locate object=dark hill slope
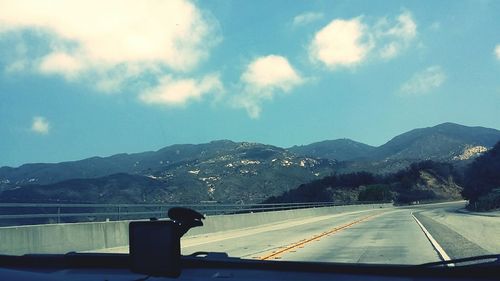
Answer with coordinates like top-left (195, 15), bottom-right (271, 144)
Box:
top-left (288, 139), bottom-right (375, 161)
top-left (290, 123), bottom-right (500, 163)
top-left (0, 142), bottom-right (337, 204)
top-left (0, 140), bottom-right (241, 186)
top-left (291, 123), bottom-right (500, 174)
top-left (462, 141), bottom-right (500, 210)
top-left (264, 161), bottom-right (463, 205)
top-left (374, 123), bottom-right (500, 161)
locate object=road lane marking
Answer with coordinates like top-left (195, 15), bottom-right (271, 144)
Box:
top-left (182, 208), bottom-right (383, 248)
top-left (258, 212), bottom-right (384, 260)
top-left (411, 212), bottom-right (453, 266)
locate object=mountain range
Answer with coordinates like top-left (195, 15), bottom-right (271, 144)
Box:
top-left (0, 141), bottom-right (336, 203)
top-left (290, 122), bottom-right (499, 161)
top-left (1, 122), bottom-right (499, 204)
top-left (290, 122), bottom-right (500, 174)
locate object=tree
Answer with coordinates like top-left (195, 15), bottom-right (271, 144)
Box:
top-left (358, 184), bottom-right (392, 202)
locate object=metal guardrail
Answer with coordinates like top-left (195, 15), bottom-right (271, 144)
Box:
top-left (0, 201), bottom-right (377, 227)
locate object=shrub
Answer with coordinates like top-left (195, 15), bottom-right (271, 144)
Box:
top-left (358, 184), bottom-right (393, 202)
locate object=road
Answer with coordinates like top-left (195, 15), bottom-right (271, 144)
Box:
top-left (182, 208), bottom-right (441, 264)
top-left (104, 201), bottom-right (499, 265)
top-left (411, 201), bottom-right (500, 258)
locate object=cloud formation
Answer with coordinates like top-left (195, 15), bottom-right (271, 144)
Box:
top-left (375, 11), bottom-right (417, 59)
top-left (235, 55), bottom-right (303, 118)
top-left (38, 52), bottom-right (84, 80)
top-left (31, 116), bottom-right (50, 134)
top-left (495, 44), bottom-right (500, 60)
top-left (293, 12), bottom-right (324, 26)
top-left (3, 42), bottom-right (29, 73)
top-left (309, 17), bottom-right (372, 69)
top-left (309, 11), bottom-right (417, 69)
top-left (0, 0), bottom-right (220, 92)
top-left (139, 74), bottom-right (223, 106)
top-left (399, 66), bottom-right (446, 96)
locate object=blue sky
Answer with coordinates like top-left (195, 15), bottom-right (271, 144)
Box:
top-left (0, 0), bottom-right (499, 167)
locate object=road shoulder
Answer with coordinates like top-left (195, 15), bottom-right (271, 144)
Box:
top-left (412, 213), bottom-right (490, 259)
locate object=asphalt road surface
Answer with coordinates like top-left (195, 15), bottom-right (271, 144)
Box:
top-left (104, 201), bottom-right (499, 265)
top-left (182, 208), bottom-right (441, 264)
top-left (411, 201), bottom-right (499, 259)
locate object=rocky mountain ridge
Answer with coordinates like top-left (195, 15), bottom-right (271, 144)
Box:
top-left (1, 122), bottom-right (498, 204)
top-left (0, 141), bottom-right (336, 203)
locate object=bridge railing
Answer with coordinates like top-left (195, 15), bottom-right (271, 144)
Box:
top-left (0, 201), bottom-right (385, 227)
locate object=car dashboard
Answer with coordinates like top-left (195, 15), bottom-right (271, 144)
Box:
top-left (0, 253), bottom-right (497, 281)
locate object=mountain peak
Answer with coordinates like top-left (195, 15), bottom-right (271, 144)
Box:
top-left (288, 138), bottom-right (375, 161)
top-left (433, 122), bottom-right (462, 128)
top-left (375, 122), bottom-right (500, 161)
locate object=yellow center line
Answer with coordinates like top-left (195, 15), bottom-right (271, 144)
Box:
top-left (258, 212), bottom-right (384, 260)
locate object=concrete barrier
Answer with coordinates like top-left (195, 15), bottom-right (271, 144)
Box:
top-left (0, 220), bottom-right (129, 255)
top-left (0, 203), bottom-right (392, 255)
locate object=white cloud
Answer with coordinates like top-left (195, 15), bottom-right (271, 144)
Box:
top-left (495, 44), bottom-right (500, 60)
top-left (293, 12), bottom-right (324, 26)
top-left (38, 52), bottom-right (84, 80)
top-left (380, 11), bottom-right (417, 41)
top-left (379, 42), bottom-right (398, 59)
top-left (400, 66), bottom-right (446, 96)
top-left (0, 0), bottom-right (220, 92)
top-left (235, 55), bottom-right (303, 118)
top-left (242, 55), bottom-right (302, 92)
top-left (139, 74), bottom-right (223, 106)
top-left (309, 11), bottom-right (417, 68)
top-left (375, 11), bottom-right (417, 60)
top-left (309, 17), bottom-right (372, 69)
top-left (31, 116), bottom-right (50, 134)
top-left (3, 42), bottom-right (29, 73)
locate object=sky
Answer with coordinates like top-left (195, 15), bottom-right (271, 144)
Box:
top-left (0, 0), bottom-right (499, 167)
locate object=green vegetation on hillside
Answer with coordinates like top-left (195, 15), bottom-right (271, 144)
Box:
top-left (264, 161), bottom-right (463, 205)
top-left (462, 141), bottom-right (500, 211)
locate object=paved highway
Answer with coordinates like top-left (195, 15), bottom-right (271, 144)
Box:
top-left (182, 208), bottom-right (441, 264)
top-left (411, 201), bottom-right (500, 258)
top-left (104, 201), bottom-right (499, 265)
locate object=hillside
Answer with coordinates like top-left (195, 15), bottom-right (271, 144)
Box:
top-left (0, 142), bottom-right (336, 204)
top-left (1, 122), bottom-right (498, 204)
top-left (373, 123), bottom-right (500, 161)
top-left (288, 139), bottom-right (375, 161)
top-left (462, 141), bottom-right (500, 211)
top-left (291, 123), bottom-right (500, 174)
top-left (264, 161), bottom-right (463, 205)
top-left (0, 140), bottom-right (240, 187)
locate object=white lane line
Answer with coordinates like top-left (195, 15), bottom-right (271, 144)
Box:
top-left (411, 212), bottom-right (453, 267)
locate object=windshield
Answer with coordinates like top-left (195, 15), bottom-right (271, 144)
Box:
top-left (0, 0), bottom-right (499, 266)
